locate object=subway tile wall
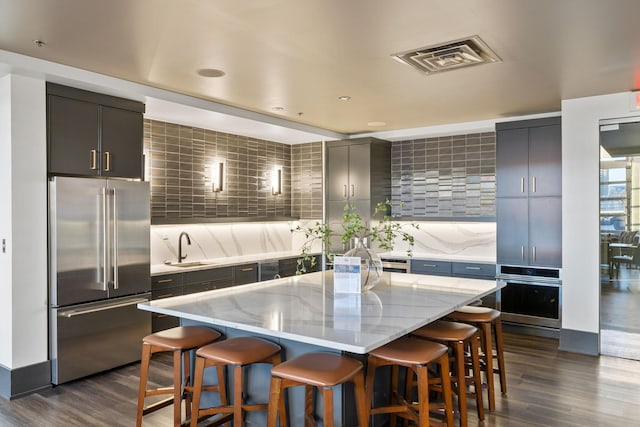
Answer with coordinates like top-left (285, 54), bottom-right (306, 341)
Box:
top-left (391, 132), bottom-right (496, 218)
top-left (144, 120), bottom-right (495, 221)
top-left (291, 142), bottom-right (323, 219)
top-left (144, 119), bottom-right (292, 220)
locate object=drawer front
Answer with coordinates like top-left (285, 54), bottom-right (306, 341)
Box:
top-left (151, 288), bottom-right (183, 300)
top-left (183, 267), bottom-right (233, 285)
top-left (410, 259), bottom-right (452, 276)
top-left (452, 262), bottom-right (496, 278)
top-left (152, 312), bottom-right (180, 332)
top-left (234, 263), bottom-right (258, 285)
top-left (151, 273), bottom-right (183, 291)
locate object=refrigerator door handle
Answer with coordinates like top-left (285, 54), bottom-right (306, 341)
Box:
top-left (57, 297), bottom-right (150, 318)
top-left (102, 187), bottom-right (109, 291)
top-left (112, 187), bottom-right (119, 289)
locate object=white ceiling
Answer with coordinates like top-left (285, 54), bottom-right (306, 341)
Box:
top-left (1, 0), bottom-right (639, 141)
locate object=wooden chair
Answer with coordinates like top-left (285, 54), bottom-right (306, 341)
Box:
top-left (136, 326), bottom-right (222, 427)
top-left (366, 336), bottom-right (454, 427)
top-left (447, 306), bottom-right (507, 411)
top-left (189, 336), bottom-right (283, 427)
top-left (266, 352), bottom-right (368, 427)
top-left (412, 321), bottom-right (484, 427)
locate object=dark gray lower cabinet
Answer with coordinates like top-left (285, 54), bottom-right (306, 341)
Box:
top-left (234, 263), bottom-right (258, 285)
top-left (410, 259), bottom-right (452, 276)
top-left (151, 274), bottom-right (183, 332)
top-left (151, 267), bottom-right (234, 332)
top-left (411, 259), bottom-right (495, 279)
top-left (279, 256), bottom-right (321, 277)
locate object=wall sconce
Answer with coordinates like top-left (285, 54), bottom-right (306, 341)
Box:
top-left (205, 161), bottom-right (225, 192)
top-left (272, 167), bottom-right (282, 195)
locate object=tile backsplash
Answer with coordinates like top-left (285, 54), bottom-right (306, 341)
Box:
top-left (144, 119), bottom-right (292, 220)
top-left (391, 132), bottom-right (496, 218)
top-left (145, 119), bottom-right (496, 222)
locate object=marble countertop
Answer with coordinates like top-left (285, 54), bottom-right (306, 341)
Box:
top-left (378, 251), bottom-right (496, 263)
top-left (138, 271), bottom-right (502, 354)
top-left (151, 251), bottom-right (314, 275)
top-left (152, 251), bottom-right (495, 276)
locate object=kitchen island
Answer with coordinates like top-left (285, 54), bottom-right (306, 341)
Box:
top-left (138, 271), bottom-right (502, 426)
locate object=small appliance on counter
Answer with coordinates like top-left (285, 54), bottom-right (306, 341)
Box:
top-left (49, 176), bottom-right (151, 384)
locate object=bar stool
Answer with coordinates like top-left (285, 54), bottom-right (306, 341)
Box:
top-left (136, 326), bottom-right (222, 427)
top-left (366, 336), bottom-right (454, 427)
top-left (266, 352), bottom-right (368, 427)
top-left (412, 321), bottom-right (484, 427)
top-left (447, 306), bottom-right (507, 411)
top-left (189, 336), bottom-right (283, 427)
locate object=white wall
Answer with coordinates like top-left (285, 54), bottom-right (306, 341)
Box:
top-left (562, 92), bottom-right (640, 335)
top-left (0, 74), bottom-right (48, 369)
top-left (0, 75), bottom-right (12, 368)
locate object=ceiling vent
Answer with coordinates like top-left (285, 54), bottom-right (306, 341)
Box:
top-left (392, 35), bottom-right (501, 75)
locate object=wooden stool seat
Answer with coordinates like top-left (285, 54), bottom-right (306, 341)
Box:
top-left (367, 336), bottom-right (455, 427)
top-left (143, 326), bottom-right (222, 350)
top-left (449, 306), bottom-right (500, 323)
top-left (267, 352), bottom-right (368, 427)
top-left (448, 306), bottom-right (507, 412)
top-left (196, 336), bottom-right (282, 365)
top-left (413, 321), bottom-right (484, 427)
top-left (136, 326), bottom-right (222, 427)
top-left (190, 336), bottom-right (283, 427)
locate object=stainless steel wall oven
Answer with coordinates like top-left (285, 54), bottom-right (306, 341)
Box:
top-left (496, 265), bottom-right (562, 329)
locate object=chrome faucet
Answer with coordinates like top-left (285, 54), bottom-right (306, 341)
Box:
top-left (178, 232), bottom-right (191, 263)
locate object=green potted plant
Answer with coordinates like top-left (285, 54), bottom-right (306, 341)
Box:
top-left (292, 200), bottom-right (418, 291)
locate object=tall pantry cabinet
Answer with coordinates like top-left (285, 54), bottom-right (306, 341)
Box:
top-left (325, 137), bottom-right (391, 252)
top-left (496, 117), bottom-right (562, 268)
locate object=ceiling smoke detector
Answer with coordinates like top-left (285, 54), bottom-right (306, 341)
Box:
top-left (392, 35), bottom-right (500, 75)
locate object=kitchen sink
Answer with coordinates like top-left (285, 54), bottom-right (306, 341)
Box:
top-left (164, 261), bottom-right (214, 268)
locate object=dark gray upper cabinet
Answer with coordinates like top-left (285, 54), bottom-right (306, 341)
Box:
top-left (496, 118), bottom-right (561, 197)
top-left (496, 117), bottom-right (562, 268)
top-left (47, 83), bottom-right (145, 179)
top-left (325, 138), bottom-right (391, 252)
top-left (325, 138), bottom-right (390, 208)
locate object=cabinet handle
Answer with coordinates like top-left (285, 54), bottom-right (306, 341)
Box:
top-left (90, 149), bottom-right (97, 170)
top-left (521, 245), bottom-right (525, 260)
top-left (351, 184), bottom-right (355, 197)
top-left (343, 185), bottom-right (347, 198)
top-left (104, 151), bottom-right (111, 172)
top-left (532, 176), bottom-right (537, 193)
top-left (155, 293), bottom-right (175, 299)
top-left (465, 266), bottom-right (481, 270)
top-left (532, 246), bottom-right (536, 261)
top-left (423, 263), bottom-right (437, 267)
top-left (520, 177), bottom-right (525, 193)
top-left (240, 267), bottom-right (254, 272)
top-left (156, 278), bottom-right (173, 284)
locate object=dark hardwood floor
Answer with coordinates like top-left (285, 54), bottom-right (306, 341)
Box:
top-left (2, 332), bottom-right (640, 426)
top-left (601, 263), bottom-right (640, 359)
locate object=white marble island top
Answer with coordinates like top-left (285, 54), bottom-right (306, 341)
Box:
top-left (138, 271), bottom-right (502, 354)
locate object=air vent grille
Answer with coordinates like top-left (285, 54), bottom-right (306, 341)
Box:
top-left (392, 35), bottom-right (501, 75)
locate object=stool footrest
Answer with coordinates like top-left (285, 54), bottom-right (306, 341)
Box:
top-left (142, 396), bottom-right (174, 416)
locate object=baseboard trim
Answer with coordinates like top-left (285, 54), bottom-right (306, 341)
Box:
top-left (0, 360), bottom-right (51, 400)
top-left (559, 328), bottom-right (599, 356)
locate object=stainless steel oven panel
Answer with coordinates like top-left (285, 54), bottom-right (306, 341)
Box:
top-left (498, 279), bottom-right (562, 329)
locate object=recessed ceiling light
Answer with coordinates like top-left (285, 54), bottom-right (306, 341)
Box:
top-left (272, 106), bottom-right (284, 111)
top-left (367, 121), bottom-right (387, 127)
top-left (196, 68), bottom-right (226, 78)
top-left (33, 39), bottom-right (46, 47)
top-left (338, 96), bottom-right (351, 101)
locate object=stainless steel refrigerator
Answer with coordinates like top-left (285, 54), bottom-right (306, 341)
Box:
top-left (49, 176), bottom-right (151, 384)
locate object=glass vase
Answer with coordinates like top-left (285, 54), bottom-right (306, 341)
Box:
top-left (344, 240), bottom-right (383, 292)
